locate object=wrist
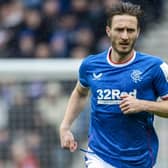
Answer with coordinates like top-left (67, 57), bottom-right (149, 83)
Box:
top-left (140, 100), bottom-right (154, 112)
top-left (141, 100), bottom-right (148, 111)
top-left (60, 122), bottom-right (71, 131)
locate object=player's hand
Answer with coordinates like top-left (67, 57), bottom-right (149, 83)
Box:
top-left (59, 127), bottom-right (78, 152)
top-left (120, 94), bottom-right (145, 114)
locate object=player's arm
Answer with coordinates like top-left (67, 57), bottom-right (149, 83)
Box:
top-left (59, 81), bottom-right (89, 152)
top-left (120, 95), bottom-right (168, 118)
top-left (143, 99), bottom-right (168, 118)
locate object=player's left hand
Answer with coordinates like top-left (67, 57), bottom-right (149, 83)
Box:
top-left (120, 94), bottom-right (145, 114)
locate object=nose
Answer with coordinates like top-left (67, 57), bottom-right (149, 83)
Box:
top-left (121, 30), bottom-right (128, 40)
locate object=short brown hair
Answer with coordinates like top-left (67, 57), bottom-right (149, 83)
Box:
top-left (106, 2), bottom-right (143, 28)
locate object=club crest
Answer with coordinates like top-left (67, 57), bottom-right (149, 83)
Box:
top-left (131, 70), bottom-right (143, 83)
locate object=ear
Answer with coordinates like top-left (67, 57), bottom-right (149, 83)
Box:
top-left (106, 26), bottom-right (111, 37)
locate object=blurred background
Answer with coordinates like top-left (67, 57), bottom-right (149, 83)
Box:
top-left (0, 0), bottom-right (168, 167)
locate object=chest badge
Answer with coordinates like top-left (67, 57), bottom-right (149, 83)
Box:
top-left (131, 70), bottom-right (143, 83)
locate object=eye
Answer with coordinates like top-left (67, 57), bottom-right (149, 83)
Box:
top-left (127, 28), bottom-right (135, 33)
top-left (116, 28), bottom-right (124, 32)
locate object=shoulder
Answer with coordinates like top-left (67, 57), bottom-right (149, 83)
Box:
top-left (136, 51), bottom-right (164, 65)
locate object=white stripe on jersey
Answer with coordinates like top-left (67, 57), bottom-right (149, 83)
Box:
top-left (160, 62), bottom-right (168, 82)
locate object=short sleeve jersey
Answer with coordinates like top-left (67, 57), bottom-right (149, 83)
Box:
top-left (79, 47), bottom-right (168, 168)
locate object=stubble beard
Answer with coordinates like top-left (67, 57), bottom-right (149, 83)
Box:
top-left (112, 41), bottom-right (135, 58)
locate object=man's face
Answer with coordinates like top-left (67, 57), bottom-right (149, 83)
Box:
top-left (106, 15), bottom-right (140, 56)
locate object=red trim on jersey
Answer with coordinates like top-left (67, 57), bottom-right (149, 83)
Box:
top-left (108, 48), bottom-right (134, 65)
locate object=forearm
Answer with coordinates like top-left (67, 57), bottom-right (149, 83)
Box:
top-left (60, 87), bottom-right (88, 130)
top-left (142, 99), bottom-right (168, 118)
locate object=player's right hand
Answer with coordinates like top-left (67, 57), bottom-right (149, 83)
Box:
top-left (59, 127), bottom-right (78, 152)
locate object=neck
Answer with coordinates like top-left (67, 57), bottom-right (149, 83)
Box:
top-left (110, 49), bottom-right (134, 64)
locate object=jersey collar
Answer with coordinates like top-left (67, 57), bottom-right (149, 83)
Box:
top-left (107, 47), bottom-right (136, 67)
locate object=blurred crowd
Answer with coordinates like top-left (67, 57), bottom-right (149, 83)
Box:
top-left (0, 0), bottom-right (165, 168)
top-left (0, 80), bottom-right (89, 168)
top-left (0, 0), bottom-right (165, 59)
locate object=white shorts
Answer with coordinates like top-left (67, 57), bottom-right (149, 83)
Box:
top-left (84, 148), bottom-right (156, 168)
top-left (84, 148), bottom-right (116, 168)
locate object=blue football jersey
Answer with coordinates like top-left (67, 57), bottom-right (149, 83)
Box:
top-left (79, 47), bottom-right (168, 168)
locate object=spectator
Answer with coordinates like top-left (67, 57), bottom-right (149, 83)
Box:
top-left (13, 30), bottom-right (35, 58)
top-left (0, 0), bottom-right (165, 58)
top-left (33, 111), bottom-right (59, 168)
top-left (0, 128), bottom-right (10, 167)
top-left (34, 42), bottom-right (51, 59)
top-left (7, 90), bottom-right (36, 132)
top-left (10, 134), bottom-right (40, 168)
top-left (36, 82), bottom-right (69, 131)
top-left (70, 45), bottom-right (89, 59)
top-left (49, 32), bottom-right (68, 58)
